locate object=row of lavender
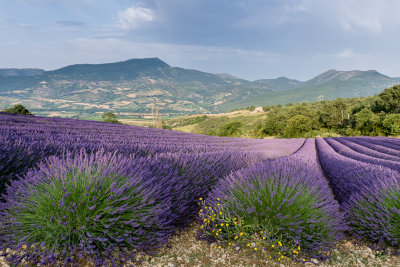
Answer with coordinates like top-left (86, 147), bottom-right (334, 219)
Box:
top-left (198, 138), bottom-right (345, 262)
top-left (0, 112), bottom-right (303, 194)
top-left (316, 137), bottom-right (400, 247)
top-left (196, 135), bottom-right (400, 263)
top-left (0, 113), bottom-right (304, 266)
top-left (2, 111), bottom-right (400, 265)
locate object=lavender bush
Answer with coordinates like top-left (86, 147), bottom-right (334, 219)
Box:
top-left (154, 151), bottom-right (270, 230)
top-left (0, 150), bottom-right (175, 266)
top-left (199, 139), bottom-right (344, 260)
top-left (316, 137), bottom-right (400, 246)
top-left (346, 184), bottom-right (400, 247)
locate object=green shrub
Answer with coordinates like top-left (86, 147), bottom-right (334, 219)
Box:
top-left (2, 104), bottom-right (32, 115)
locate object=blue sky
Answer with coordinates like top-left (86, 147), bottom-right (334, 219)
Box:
top-left (0, 0), bottom-right (399, 81)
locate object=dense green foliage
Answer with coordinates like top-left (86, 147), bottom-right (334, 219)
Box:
top-left (2, 104), bottom-right (32, 115)
top-left (101, 112), bottom-right (121, 123)
top-left (259, 84), bottom-right (400, 138)
top-left (208, 121), bottom-right (243, 137)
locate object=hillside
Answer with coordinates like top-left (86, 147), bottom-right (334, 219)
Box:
top-left (0, 59), bottom-right (398, 118)
top-left (220, 69), bottom-right (398, 111)
top-left (253, 77), bottom-right (303, 91)
top-left (0, 68), bottom-right (44, 76)
top-left (165, 84), bottom-right (400, 139)
top-left (164, 110), bottom-right (267, 138)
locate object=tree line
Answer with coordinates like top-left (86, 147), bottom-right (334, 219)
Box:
top-left (257, 84), bottom-right (400, 138)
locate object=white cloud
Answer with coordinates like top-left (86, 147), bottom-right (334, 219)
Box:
top-left (328, 0), bottom-right (396, 34)
top-left (236, 1), bottom-right (309, 29)
top-left (339, 10), bottom-right (382, 34)
top-left (335, 48), bottom-right (355, 58)
top-left (117, 5), bottom-right (154, 30)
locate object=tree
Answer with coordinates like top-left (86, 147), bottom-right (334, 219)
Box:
top-left (318, 99), bottom-right (347, 128)
top-left (382, 113), bottom-right (400, 136)
top-left (372, 84), bottom-right (400, 113)
top-left (101, 112), bottom-right (120, 123)
top-left (262, 109), bottom-right (289, 136)
top-left (282, 115), bottom-right (314, 138)
top-left (262, 106), bottom-right (271, 112)
top-left (2, 104), bottom-right (32, 115)
top-left (217, 121), bottom-right (243, 137)
top-left (354, 107), bottom-right (380, 135)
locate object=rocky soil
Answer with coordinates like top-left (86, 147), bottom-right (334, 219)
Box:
top-left (2, 223), bottom-right (400, 267)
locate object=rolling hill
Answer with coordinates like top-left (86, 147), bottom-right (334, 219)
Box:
top-left (0, 58), bottom-right (398, 117)
top-left (220, 69), bottom-right (399, 111)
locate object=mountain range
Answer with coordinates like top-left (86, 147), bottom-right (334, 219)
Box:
top-left (0, 58), bottom-right (398, 118)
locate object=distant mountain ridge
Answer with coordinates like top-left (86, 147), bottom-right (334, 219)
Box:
top-left (0, 58), bottom-right (398, 117)
top-left (0, 68), bottom-right (44, 76)
top-left (253, 77), bottom-right (303, 91)
top-left (303, 69), bottom-right (393, 86)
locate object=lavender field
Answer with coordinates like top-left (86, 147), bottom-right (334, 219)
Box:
top-left (1, 113), bottom-right (400, 266)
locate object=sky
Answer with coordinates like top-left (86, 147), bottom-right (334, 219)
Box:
top-left (0, 0), bottom-right (399, 81)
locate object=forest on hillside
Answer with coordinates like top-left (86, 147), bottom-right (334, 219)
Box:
top-left (165, 84), bottom-right (400, 138)
top-left (259, 84), bottom-right (400, 138)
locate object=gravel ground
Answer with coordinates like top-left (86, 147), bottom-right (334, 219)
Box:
top-left (2, 223), bottom-right (400, 267)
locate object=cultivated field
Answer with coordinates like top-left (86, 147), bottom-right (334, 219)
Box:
top-left (1, 113), bottom-right (400, 266)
